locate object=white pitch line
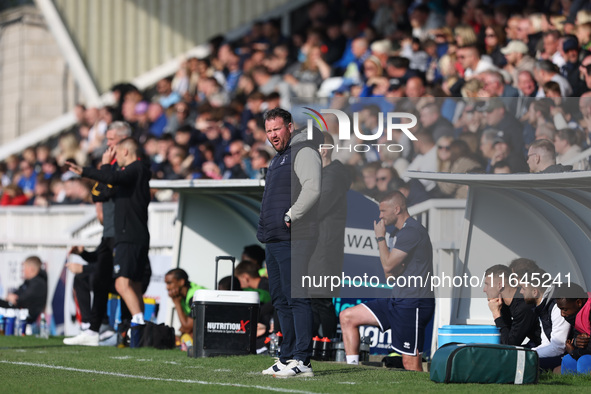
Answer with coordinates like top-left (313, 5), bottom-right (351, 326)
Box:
top-left (0, 361), bottom-right (319, 394)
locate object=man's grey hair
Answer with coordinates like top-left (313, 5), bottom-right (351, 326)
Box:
top-left (481, 128), bottom-right (499, 143)
top-left (108, 121), bottom-right (132, 138)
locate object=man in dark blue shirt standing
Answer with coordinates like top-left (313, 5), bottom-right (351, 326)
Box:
top-left (340, 191), bottom-right (435, 371)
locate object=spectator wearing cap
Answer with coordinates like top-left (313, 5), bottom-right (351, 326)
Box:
top-left (385, 79), bottom-right (404, 98)
top-left (490, 131), bottom-right (529, 173)
top-left (561, 36), bottom-right (588, 97)
top-left (555, 128), bottom-right (591, 171)
top-left (479, 99), bottom-right (525, 155)
top-left (533, 60), bottom-right (573, 97)
top-left (501, 40), bottom-right (535, 88)
top-left (527, 139), bottom-right (573, 173)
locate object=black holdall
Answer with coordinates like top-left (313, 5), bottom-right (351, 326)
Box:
top-left (138, 321), bottom-right (175, 349)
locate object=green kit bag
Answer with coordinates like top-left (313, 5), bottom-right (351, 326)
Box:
top-left (430, 343), bottom-right (539, 384)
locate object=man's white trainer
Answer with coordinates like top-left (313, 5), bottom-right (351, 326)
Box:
top-left (273, 359), bottom-right (314, 378)
top-left (262, 358), bottom-right (288, 375)
top-left (63, 330), bottom-right (99, 346)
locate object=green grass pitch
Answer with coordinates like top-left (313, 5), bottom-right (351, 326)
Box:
top-left (1, 336), bottom-right (590, 393)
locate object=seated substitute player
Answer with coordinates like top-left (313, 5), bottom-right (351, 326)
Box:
top-left (339, 191), bottom-right (435, 371)
top-left (164, 268), bottom-right (206, 338)
top-left (483, 263), bottom-right (541, 346)
top-left (516, 262), bottom-right (569, 371)
top-left (234, 260), bottom-right (271, 303)
top-left (554, 283), bottom-right (591, 374)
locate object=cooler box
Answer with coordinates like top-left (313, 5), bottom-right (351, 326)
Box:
top-left (191, 289), bottom-right (259, 357)
top-left (438, 325), bottom-right (500, 348)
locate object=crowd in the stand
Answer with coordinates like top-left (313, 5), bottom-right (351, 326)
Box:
top-left (2, 0), bottom-right (591, 207)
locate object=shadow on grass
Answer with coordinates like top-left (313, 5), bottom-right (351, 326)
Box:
top-left (314, 366), bottom-right (420, 376)
top-left (313, 367), bottom-right (368, 376)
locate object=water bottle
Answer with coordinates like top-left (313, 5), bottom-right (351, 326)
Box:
top-left (0, 307), bottom-right (5, 336)
top-left (4, 309), bottom-right (16, 336)
top-left (39, 313), bottom-right (49, 339)
top-left (320, 337), bottom-right (332, 361)
top-left (311, 336), bottom-right (321, 360)
top-left (268, 333), bottom-right (278, 357)
top-left (19, 309), bottom-right (29, 336)
top-left (14, 312), bottom-right (21, 336)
